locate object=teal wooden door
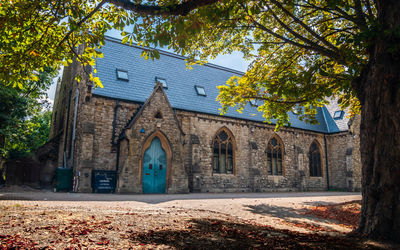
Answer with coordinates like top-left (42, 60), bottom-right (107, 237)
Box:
top-left (142, 137), bottom-right (167, 193)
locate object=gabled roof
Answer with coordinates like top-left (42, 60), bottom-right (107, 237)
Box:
top-left (93, 37), bottom-right (344, 134)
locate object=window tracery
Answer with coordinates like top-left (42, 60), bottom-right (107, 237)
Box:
top-left (212, 129), bottom-right (234, 174)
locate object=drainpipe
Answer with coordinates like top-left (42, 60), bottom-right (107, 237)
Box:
top-left (112, 100), bottom-right (120, 172)
top-left (111, 100), bottom-right (120, 144)
top-left (69, 89), bottom-right (79, 170)
top-left (112, 100), bottom-right (120, 192)
top-left (115, 142), bottom-right (120, 173)
top-left (63, 90), bottom-right (72, 167)
top-left (324, 134), bottom-right (330, 190)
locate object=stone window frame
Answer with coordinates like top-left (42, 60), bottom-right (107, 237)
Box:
top-left (212, 127), bottom-right (236, 175)
top-left (309, 140), bottom-right (323, 177)
top-left (266, 134), bottom-right (285, 176)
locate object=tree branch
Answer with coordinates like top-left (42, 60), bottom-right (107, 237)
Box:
top-left (353, 0), bottom-right (368, 31)
top-left (269, 0), bottom-right (338, 52)
top-left (294, 2), bottom-right (359, 25)
top-left (248, 10), bottom-right (343, 64)
top-left (242, 94), bottom-right (311, 105)
top-left (58, 0), bottom-right (107, 47)
top-left (264, 4), bottom-right (339, 58)
top-left (107, 0), bottom-right (219, 16)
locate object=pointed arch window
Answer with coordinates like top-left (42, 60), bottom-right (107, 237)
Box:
top-left (309, 142), bottom-right (322, 177)
top-left (213, 129), bottom-right (234, 174)
top-left (267, 137), bottom-right (284, 176)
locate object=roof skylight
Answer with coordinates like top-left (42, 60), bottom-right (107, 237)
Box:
top-left (195, 86), bottom-right (206, 96)
top-left (116, 69), bottom-right (129, 81)
top-left (333, 110), bottom-right (344, 120)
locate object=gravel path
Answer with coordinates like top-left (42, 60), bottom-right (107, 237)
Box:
top-left (1, 189), bottom-right (373, 249)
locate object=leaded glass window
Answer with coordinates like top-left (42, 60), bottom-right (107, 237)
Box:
top-left (213, 129), bottom-right (234, 174)
top-left (267, 137), bottom-right (283, 176)
top-left (309, 142), bottom-right (322, 177)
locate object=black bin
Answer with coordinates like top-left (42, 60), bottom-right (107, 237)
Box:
top-left (92, 170), bottom-right (117, 193)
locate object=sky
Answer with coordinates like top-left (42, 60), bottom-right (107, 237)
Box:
top-left (46, 29), bottom-right (250, 101)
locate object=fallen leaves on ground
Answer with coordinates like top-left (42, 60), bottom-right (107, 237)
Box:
top-left (0, 234), bottom-right (37, 249)
top-left (280, 220), bottom-right (340, 233)
top-left (303, 200), bottom-right (361, 228)
top-left (0, 201), bottom-right (383, 249)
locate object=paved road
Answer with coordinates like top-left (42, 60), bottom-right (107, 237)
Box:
top-left (0, 190), bottom-right (360, 201)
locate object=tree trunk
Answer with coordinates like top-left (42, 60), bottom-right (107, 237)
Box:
top-left (356, 0), bottom-right (400, 241)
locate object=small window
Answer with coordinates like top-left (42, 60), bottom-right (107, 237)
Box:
top-left (116, 69), bottom-right (129, 81)
top-left (155, 111), bottom-right (163, 119)
top-left (156, 77), bottom-right (167, 88)
top-left (333, 110), bottom-right (344, 120)
top-left (195, 86), bottom-right (206, 96)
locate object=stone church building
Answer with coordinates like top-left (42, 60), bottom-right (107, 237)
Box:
top-left (50, 37), bottom-right (361, 193)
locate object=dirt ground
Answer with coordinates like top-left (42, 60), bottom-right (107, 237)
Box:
top-left (0, 188), bottom-right (396, 249)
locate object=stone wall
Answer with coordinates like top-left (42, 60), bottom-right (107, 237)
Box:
top-left (179, 111), bottom-right (329, 192)
top-left (52, 63), bottom-right (361, 193)
top-left (348, 115), bottom-right (362, 191)
top-left (73, 95), bottom-right (140, 192)
top-left (326, 128), bottom-right (361, 191)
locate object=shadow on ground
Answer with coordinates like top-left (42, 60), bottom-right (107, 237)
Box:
top-left (244, 203), bottom-right (333, 224)
top-left (129, 218), bottom-right (375, 249)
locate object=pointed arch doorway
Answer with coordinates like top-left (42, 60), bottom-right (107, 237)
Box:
top-left (142, 133), bottom-right (171, 193)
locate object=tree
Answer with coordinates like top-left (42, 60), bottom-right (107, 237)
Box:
top-left (1, 0), bottom-right (399, 241)
top-left (5, 110), bottom-right (53, 159)
top-left (0, 69), bottom-right (56, 159)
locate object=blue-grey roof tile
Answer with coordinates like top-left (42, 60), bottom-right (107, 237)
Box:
top-left (93, 37), bottom-right (335, 133)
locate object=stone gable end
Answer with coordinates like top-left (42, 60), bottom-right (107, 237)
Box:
top-left (117, 84), bottom-right (188, 193)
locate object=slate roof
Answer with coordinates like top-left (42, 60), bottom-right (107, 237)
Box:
top-left (93, 37), bottom-right (343, 133)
